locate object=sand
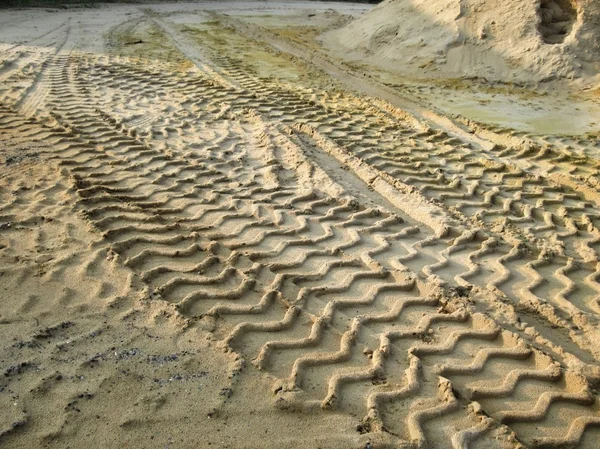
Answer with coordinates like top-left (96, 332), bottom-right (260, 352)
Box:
top-left (325, 0), bottom-right (600, 86)
top-left (1, 1), bottom-right (600, 448)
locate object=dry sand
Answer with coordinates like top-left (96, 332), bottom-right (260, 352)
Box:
top-left (1, 1), bottom-right (600, 448)
top-left (325, 0), bottom-right (600, 86)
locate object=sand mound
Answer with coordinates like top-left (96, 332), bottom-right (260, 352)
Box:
top-left (325, 0), bottom-right (600, 85)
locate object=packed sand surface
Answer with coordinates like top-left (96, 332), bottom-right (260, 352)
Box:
top-left (1, 1), bottom-right (600, 448)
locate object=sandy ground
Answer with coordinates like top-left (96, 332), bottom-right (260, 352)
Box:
top-left (1, 1), bottom-right (600, 448)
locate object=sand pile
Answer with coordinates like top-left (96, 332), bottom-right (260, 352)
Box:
top-left (325, 0), bottom-right (600, 86)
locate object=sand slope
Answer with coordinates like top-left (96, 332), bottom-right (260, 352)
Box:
top-left (326, 0), bottom-right (600, 86)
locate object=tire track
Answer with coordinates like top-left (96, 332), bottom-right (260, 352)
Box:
top-left (7, 43), bottom-right (595, 448)
top-left (140, 16), bottom-right (600, 365)
top-left (3, 7), bottom-right (600, 446)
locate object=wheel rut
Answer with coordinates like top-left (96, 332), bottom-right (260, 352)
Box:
top-left (2, 7), bottom-right (600, 448)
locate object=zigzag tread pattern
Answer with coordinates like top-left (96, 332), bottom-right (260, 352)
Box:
top-left (2, 15), bottom-right (600, 448)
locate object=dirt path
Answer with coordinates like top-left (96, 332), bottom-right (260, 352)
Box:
top-left (1, 2), bottom-right (600, 448)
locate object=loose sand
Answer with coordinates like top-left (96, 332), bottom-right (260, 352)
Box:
top-left (325, 0), bottom-right (600, 86)
top-left (1, 2), bottom-right (600, 448)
